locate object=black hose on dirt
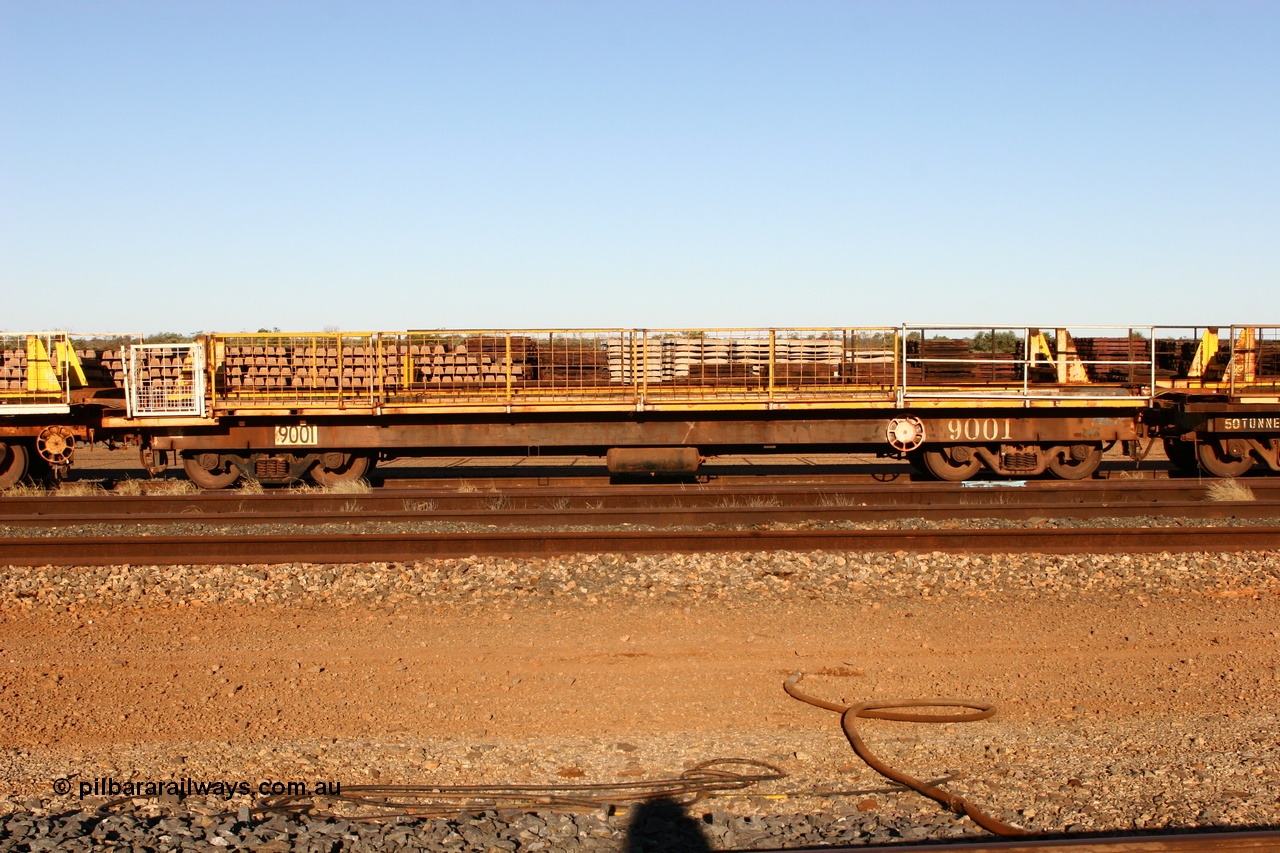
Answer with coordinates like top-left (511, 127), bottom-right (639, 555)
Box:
top-left (783, 671), bottom-right (1033, 837)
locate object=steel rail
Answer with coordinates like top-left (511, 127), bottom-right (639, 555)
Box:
top-left (2, 525), bottom-right (1279, 567)
top-left (4, 479), bottom-right (1278, 516)
top-left (741, 828), bottom-right (1280, 852)
top-left (1, 499), bottom-right (1278, 530)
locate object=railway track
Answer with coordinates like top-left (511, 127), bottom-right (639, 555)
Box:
top-left (3, 524), bottom-right (1279, 567)
top-left (5, 479), bottom-right (1279, 516)
top-left (2, 496), bottom-right (1279, 532)
top-left (5, 497), bottom-right (1279, 529)
top-left (2, 479), bottom-right (1277, 565)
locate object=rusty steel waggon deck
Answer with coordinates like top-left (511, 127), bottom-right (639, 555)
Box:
top-left (1, 324), bottom-right (1278, 488)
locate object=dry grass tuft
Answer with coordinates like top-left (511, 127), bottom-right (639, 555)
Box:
top-left (291, 477), bottom-right (371, 495)
top-left (150, 479), bottom-right (200, 495)
top-left (324, 478), bottom-right (371, 495)
top-left (235, 478), bottom-right (265, 495)
top-left (55, 481), bottom-right (107, 496)
top-left (1, 482), bottom-right (48, 497)
top-left (716, 495), bottom-right (780, 509)
top-left (817, 493), bottom-right (859, 508)
top-left (114, 478), bottom-right (199, 496)
top-left (1207, 479), bottom-right (1256, 502)
top-left (113, 478), bottom-right (146, 496)
top-left (456, 482), bottom-right (479, 493)
top-left (403, 499), bottom-right (437, 512)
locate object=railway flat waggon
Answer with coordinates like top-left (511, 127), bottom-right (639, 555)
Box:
top-left (1, 324), bottom-right (1278, 488)
top-left (0, 331), bottom-right (137, 488)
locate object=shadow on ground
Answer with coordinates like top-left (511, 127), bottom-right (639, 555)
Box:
top-left (624, 798), bottom-right (712, 853)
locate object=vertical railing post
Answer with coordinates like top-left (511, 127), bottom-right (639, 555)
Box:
top-left (547, 331), bottom-right (554, 397)
top-left (58, 334), bottom-right (68, 404)
top-left (898, 326), bottom-right (908, 406)
top-left (504, 333), bottom-right (513, 404)
top-left (1022, 327), bottom-right (1030, 401)
top-left (768, 330), bottom-right (776, 403)
top-left (336, 334), bottom-right (345, 410)
top-left (1148, 327), bottom-right (1156, 401)
top-left (207, 336), bottom-right (216, 411)
top-left (639, 330), bottom-right (649, 408)
top-left (309, 335), bottom-right (318, 403)
top-left (1229, 326), bottom-right (1237, 398)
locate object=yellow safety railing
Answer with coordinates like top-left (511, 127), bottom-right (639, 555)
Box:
top-left (199, 327), bottom-right (903, 410)
top-left (0, 332), bottom-right (94, 407)
top-left (188, 325), bottom-right (1280, 412)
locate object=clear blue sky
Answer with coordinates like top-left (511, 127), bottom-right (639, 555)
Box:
top-left (2, 1), bottom-right (1276, 336)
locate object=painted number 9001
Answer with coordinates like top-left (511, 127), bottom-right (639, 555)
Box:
top-left (945, 418), bottom-right (1013, 442)
top-left (274, 425), bottom-right (319, 446)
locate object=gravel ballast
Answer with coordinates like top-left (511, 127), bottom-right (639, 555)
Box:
top-left (2, 546), bottom-right (1278, 850)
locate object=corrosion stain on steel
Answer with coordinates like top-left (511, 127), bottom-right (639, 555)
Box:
top-left (605, 447), bottom-right (701, 474)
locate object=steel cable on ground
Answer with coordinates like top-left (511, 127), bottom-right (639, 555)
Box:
top-left (78, 759), bottom-right (788, 821)
top-left (783, 672), bottom-right (1032, 837)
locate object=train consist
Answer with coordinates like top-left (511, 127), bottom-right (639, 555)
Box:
top-left (0, 324), bottom-right (1277, 489)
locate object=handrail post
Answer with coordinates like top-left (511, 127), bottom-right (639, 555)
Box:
top-left (505, 333), bottom-right (513, 404)
top-left (1148, 326), bottom-right (1156, 402)
top-left (336, 333), bottom-right (344, 410)
top-left (897, 326), bottom-right (908, 407)
top-left (768, 329), bottom-right (776, 402)
top-left (207, 335), bottom-right (216, 410)
top-left (639, 330), bottom-right (648, 408)
top-left (1022, 327), bottom-right (1030, 402)
top-left (1223, 324), bottom-right (1233, 397)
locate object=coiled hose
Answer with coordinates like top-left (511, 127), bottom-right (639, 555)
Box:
top-left (783, 672), bottom-right (1032, 837)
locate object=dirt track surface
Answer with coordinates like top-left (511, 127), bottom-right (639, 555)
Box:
top-left (2, 548), bottom-right (1279, 837)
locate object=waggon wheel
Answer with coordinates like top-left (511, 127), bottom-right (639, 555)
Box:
top-left (1196, 440), bottom-right (1254, 478)
top-left (919, 447), bottom-right (982, 482)
top-left (1047, 444), bottom-right (1102, 480)
top-left (1162, 438), bottom-right (1199, 472)
top-left (0, 442), bottom-right (30, 490)
top-left (182, 452), bottom-right (242, 489)
top-left (310, 452), bottom-right (373, 487)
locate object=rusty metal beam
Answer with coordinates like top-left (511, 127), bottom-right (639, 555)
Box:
top-left (146, 410), bottom-right (1141, 454)
top-left (5, 480), bottom-right (1280, 516)
top-left (3, 499), bottom-right (1280, 529)
top-left (3, 525), bottom-right (1279, 567)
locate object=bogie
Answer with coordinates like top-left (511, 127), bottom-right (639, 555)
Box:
top-left (1046, 444), bottom-right (1103, 481)
top-left (310, 452), bottom-right (374, 486)
top-left (182, 452), bottom-right (242, 490)
top-left (0, 442), bottom-right (31, 490)
top-left (913, 447), bottom-right (983, 482)
top-left (1196, 439), bottom-right (1255, 478)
